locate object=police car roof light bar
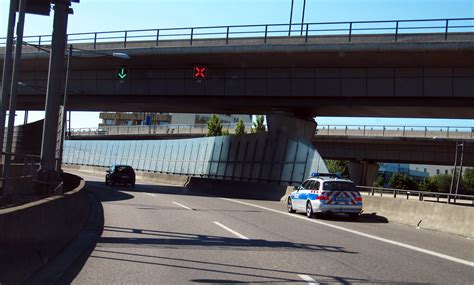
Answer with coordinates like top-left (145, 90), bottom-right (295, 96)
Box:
top-left (310, 172), bottom-right (342, 179)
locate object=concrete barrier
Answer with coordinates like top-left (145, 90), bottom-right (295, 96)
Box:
top-left (362, 195), bottom-right (474, 238)
top-left (0, 173), bottom-right (89, 284)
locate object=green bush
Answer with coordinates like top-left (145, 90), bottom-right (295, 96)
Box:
top-left (373, 175), bottom-right (385, 188)
top-left (430, 174), bottom-right (452, 193)
top-left (418, 177), bottom-right (438, 192)
top-left (461, 168), bottom-right (474, 195)
top-left (389, 173), bottom-right (418, 190)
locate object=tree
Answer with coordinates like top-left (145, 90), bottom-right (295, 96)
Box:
top-left (206, 114), bottom-right (223, 137)
top-left (222, 129), bottom-right (230, 136)
top-left (373, 175), bottom-right (385, 188)
top-left (252, 115), bottom-right (266, 133)
top-left (235, 118), bottom-right (246, 135)
top-left (389, 173), bottom-right (418, 190)
top-left (462, 168), bottom-right (474, 195)
top-left (325, 160), bottom-right (349, 178)
top-left (418, 177), bottom-right (438, 192)
top-left (430, 174), bottom-right (452, 193)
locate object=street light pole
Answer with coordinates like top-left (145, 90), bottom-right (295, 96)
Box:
top-left (38, 0), bottom-right (71, 193)
top-left (2, 0), bottom-right (27, 197)
top-left (300, 0), bottom-right (307, 35)
top-left (0, 0), bottom-right (18, 166)
top-left (288, 0), bottom-right (294, 36)
top-left (454, 142), bottom-right (464, 200)
top-left (448, 143), bottom-right (459, 203)
top-left (58, 44), bottom-right (72, 171)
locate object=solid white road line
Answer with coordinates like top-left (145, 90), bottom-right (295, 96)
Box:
top-left (221, 198), bottom-right (474, 268)
top-left (144, 193), bottom-right (156, 197)
top-left (213, 221), bottom-right (249, 240)
top-left (297, 274), bottom-right (319, 285)
top-left (172, 201), bottom-right (193, 211)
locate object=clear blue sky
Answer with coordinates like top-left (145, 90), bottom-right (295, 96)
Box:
top-left (1, 0), bottom-right (473, 128)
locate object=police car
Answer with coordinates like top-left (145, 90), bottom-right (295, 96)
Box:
top-left (287, 173), bottom-right (362, 219)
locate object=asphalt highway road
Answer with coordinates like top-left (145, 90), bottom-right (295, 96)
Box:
top-left (62, 172), bottom-right (473, 284)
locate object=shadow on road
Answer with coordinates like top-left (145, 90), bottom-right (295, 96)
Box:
top-left (313, 212), bottom-right (389, 224)
top-left (89, 246), bottom-right (398, 284)
top-left (85, 181), bottom-right (136, 202)
top-left (99, 225), bottom-right (357, 253)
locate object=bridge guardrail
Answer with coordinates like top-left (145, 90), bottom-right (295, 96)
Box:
top-left (317, 125), bottom-right (474, 139)
top-left (357, 185), bottom-right (474, 206)
top-left (67, 124), bottom-right (474, 140)
top-left (0, 152), bottom-right (65, 202)
top-left (0, 152), bottom-right (40, 201)
top-left (1, 18), bottom-right (473, 48)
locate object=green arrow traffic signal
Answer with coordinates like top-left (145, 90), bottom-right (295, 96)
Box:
top-left (116, 67), bottom-right (128, 80)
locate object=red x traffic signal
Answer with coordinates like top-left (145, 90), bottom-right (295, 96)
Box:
top-left (193, 66), bottom-right (207, 79)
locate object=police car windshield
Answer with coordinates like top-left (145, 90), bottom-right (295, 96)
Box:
top-left (323, 181), bottom-right (356, 191)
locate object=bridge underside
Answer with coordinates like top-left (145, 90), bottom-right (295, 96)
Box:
top-left (2, 38), bottom-right (473, 118)
top-left (314, 136), bottom-right (474, 166)
top-left (17, 95), bottom-right (474, 118)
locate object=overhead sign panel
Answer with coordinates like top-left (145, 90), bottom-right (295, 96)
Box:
top-left (16, 0), bottom-right (51, 16)
top-left (16, 0), bottom-right (80, 16)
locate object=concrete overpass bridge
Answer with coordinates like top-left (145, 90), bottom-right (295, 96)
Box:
top-left (1, 18), bottom-right (474, 118)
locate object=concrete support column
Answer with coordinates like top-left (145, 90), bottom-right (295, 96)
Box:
top-left (266, 112), bottom-right (316, 142)
top-left (348, 161), bottom-right (379, 186)
top-left (259, 112), bottom-right (325, 184)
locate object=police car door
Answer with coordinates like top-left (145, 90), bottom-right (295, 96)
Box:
top-left (297, 180), bottom-right (314, 210)
top-left (293, 180), bottom-right (307, 210)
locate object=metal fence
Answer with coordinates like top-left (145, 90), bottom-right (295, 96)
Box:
top-left (1, 18), bottom-right (473, 48)
top-left (317, 125), bottom-right (474, 139)
top-left (68, 124), bottom-right (474, 140)
top-left (69, 123), bottom-right (254, 136)
top-left (357, 186), bottom-right (474, 206)
top-left (0, 152), bottom-right (40, 198)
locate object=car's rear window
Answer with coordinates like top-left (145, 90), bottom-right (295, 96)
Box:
top-left (116, 166), bottom-right (133, 173)
top-left (323, 181), bottom-right (356, 191)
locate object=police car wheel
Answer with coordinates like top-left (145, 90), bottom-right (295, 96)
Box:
top-left (287, 198), bottom-right (296, 213)
top-left (306, 202), bottom-right (314, 218)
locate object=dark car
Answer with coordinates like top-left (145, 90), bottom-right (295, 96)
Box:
top-left (105, 164), bottom-right (136, 186)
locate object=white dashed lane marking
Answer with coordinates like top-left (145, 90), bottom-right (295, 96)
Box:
top-left (213, 221), bottom-right (249, 240)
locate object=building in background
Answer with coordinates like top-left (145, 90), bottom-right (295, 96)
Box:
top-left (99, 112), bottom-right (252, 128)
top-left (99, 112), bottom-right (171, 127)
top-left (378, 163), bottom-right (455, 182)
top-left (170, 113), bottom-right (251, 125)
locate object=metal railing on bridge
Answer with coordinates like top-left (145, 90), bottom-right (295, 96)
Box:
top-left (1, 18), bottom-right (473, 49)
top-left (317, 125), bottom-right (474, 139)
top-left (67, 124), bottom-right (474, 140)
top-left (68, 123), bottom-right (254, 137)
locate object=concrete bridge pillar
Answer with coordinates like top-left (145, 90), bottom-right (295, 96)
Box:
top-left (348, 161), bottom-right (379, 186)
top-left (256, 112), bottom-right (326, 184)
top-left (266, 112), bottom-right (316, 143)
